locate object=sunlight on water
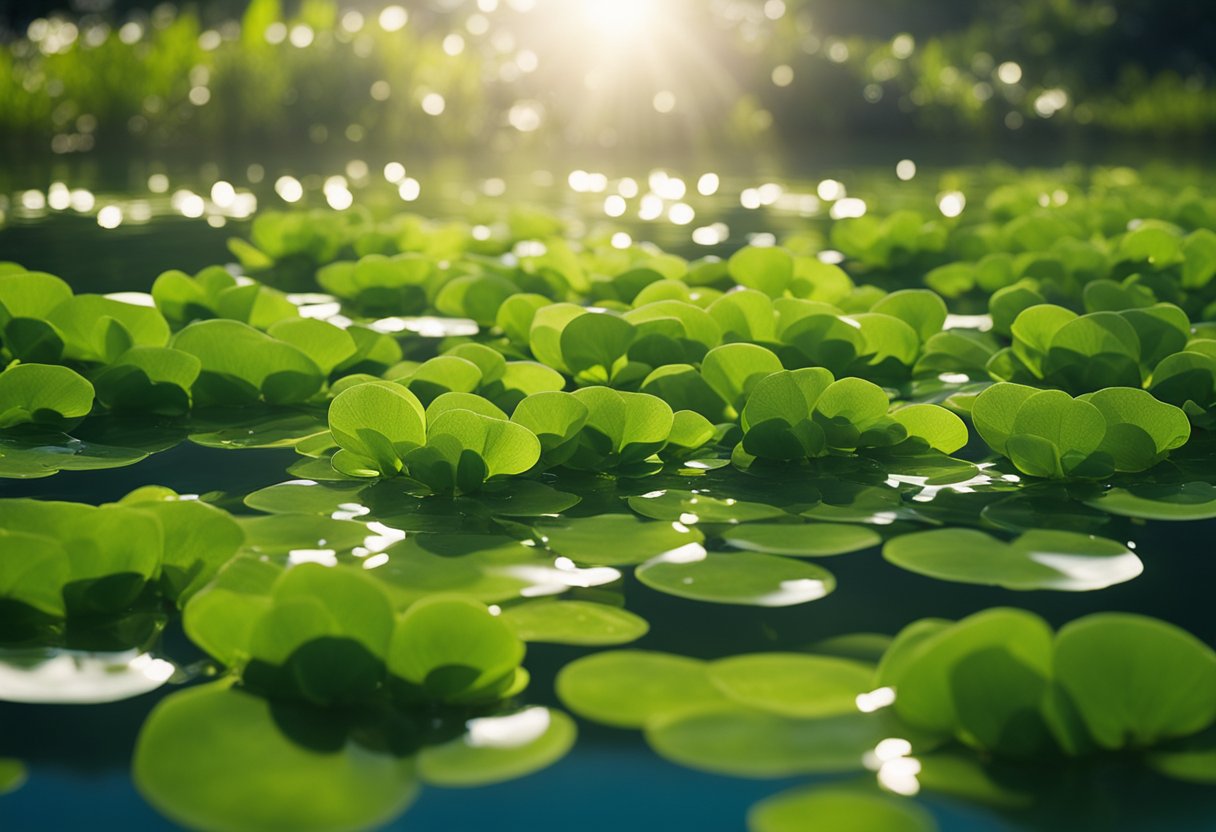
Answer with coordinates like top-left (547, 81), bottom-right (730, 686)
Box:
top-left (0, 651), bottom-right (175, 704)
top-left (466, 707), bottom-right (553, 749)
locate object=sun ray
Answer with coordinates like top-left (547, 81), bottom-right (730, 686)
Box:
top-left (522, 0), bottom-right (751, 150)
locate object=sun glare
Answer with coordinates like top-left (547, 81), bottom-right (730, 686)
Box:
top-left (531, 0), bottom-right (737, 148)
top-left (577, 0), bottom-right (655, 39)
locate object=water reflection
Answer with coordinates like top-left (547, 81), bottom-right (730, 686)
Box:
top-left (0, 649), bottom-right (175, 705)
top-left (0, 154), bottom-right (996, 277)
top-left (465, 706), bottom-right (552, 748)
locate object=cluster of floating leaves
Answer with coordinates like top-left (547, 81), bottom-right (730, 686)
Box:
top-left (558, 609), bottom-right (1216, 829)
top-left (2, 175), bottom-right (1216, 829)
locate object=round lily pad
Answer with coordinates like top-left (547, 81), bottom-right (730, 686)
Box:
top-left (134, 682), bottom-right (418, 832)
top-left (645, 705), bottom-right (887, 777)
top-left (555, 650), bottom-right (726, 728)
top-left (238, 514), bottom-right (374, 557)
top-left (188, 412), bottom-right (328, 450)
top-left (627, 489), bottom-right (790, 524)
top-left (469, 480), bottom-right (581, 517)
top-left (636, 550), bottom-right (835, 607)
top-left (243, 480), bottom-right (369, 516)
top-left (1084, 482), bottom-right (1216, 521)
top-left (0, 363), bottom-right (94, 430)
top-left (370, 534), bottom-right (621, 607)
top-left (721, 522), bottom-right (880, 557)
top-left (538, 513), bottom-right (705, 565)
top-left (500, 601), bottom-right (649, 645)
top-left (883, 528), bottom-right (1143, 591)
top-left (800, 484), bottom-right (911, 525)
top-left (749, 787), bottom-right (938, 832)
top-left (708, 653), bottom-right (875, 718)
top-left (0, 432), bottom-right (152, 479)
top-left (417, 707), bottom-right (577, 787)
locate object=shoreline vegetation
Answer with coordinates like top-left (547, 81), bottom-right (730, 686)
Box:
top-left (1, 0), bottom-right (1214, 159)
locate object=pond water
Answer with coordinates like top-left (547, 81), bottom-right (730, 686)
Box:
top-left (2, 149), bottom-right (1215, 832)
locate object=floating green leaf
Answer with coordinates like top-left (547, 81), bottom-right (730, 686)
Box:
top-left (729, 246), bottom-right (794, 297)
top-left (134, 682), bottom-right (419, 832)
top-left (701, 343), bottom-right (785, 414)
top-left (183, 556), bottom-right (283, 668)
top-left (0, 498), bottom-right (162, 616)
top-left (329, 381), bottom-right (426, 477)
top-left (749, 788), bottom-right (938, 832)
top-left (721, 522), bottom-right (880, 556)
top-left (93, 347), bottom-right (200, 416)
top-left (564, 387), bottom-right (673, 471)
top-left (0, 363), bottom-right (94, 429)
top-left (1084, 482), bottom-right (1216, 521)
top-left (556, 650), bottom-right (726, 728)
top-left (878, 608), bottom-right (1054, 742)
top-left (538, 514), bottom-right (705, 566)
top-left (740, 368), bottom-right (832, 460)
top-left (417, 707), bottom-right (577, 787)
top-left (511, 391), bottom-right (588, 464)
top-left (267, 319), bottom-right (358, 376)
top-left (883, 528), bottom-right (1143, 591)
top-left (646, 705), bottom-right (887, 777)
top-left (118, 486), bottom-right (245, 604)
top-left (1079, 387), bottom-right (1190, 471)
top-left (173, 320), bottom-right (323, 406)
top-left (628, 489), bottom-right (791, 524)
top-left (890, 404), bottom-right (969, 454)
top-left (388, 595), bottom-right (526, 706)
top-left (48, 295), bottom-right (170, 363)
top-left (1053, 614), bottom-right (1216, 750)
top-left (636, 550), bottom-right (835, 606)
top-left (708, 653), bottom-right (875, 718)
top-left (560, 311), bottom-right (635, 382)
top-left (499, 600), bottom-right (649, 645)
top-left (404, 409), bottom-right (540, 494)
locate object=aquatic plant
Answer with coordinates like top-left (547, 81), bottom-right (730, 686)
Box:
top-left (328, 381), bottom-right (540, 492)
top-left (556, 609), bottom-right (1216, 807)
top-left (969, 382), bottom-right (1191, 478)
top-left (5, 174), bottom-right (1216, 832)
